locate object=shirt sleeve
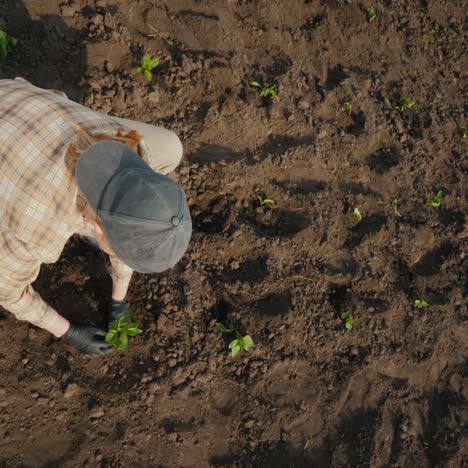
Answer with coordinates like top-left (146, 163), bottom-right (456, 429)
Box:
top-left (108, 254), bottom-right (134, 286)
top-left (0, 229), bottom-right (61, 329)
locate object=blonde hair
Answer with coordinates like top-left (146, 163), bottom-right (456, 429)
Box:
top-left (67, 127), bottom-right (143, 162)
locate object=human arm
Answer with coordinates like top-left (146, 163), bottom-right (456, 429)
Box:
top-left (0, 229), bottom-right (67, 336)
top-left (0, 230), bottom-right (112, 354)
top-left (108, 254), bottom-right (134, 326)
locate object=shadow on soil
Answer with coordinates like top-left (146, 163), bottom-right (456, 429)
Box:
top-left (0, 0), bottom-right (87, 98)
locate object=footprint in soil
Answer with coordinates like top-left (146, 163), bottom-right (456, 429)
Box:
top-left (255, 292), bottom-right (291, 316)
top-left (192, 196), bottom-right (234, 234)
top-left (273, 178), bottom-right (328, 196)
top-left (240, 208), bottom-right (310, 237)
top-left (344, 214), bottom-right (388, 248)
top-left (413, 240), bottom-right (456, 276)
top-left (366, 147), bottom-right (402, 175)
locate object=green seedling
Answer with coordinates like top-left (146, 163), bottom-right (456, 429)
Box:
top-left (414, 298), bottom-right (429, 309)
top-left (342, 102), bottom-right (353, 115)
top-left (392, 198), bottom-right (404, 216)
top-left (341, 311), bottom-right (356, 330)
top-left (395, 96), bottom-right (415, 113)
top-left (136, 53), bottom-right (160, 81)
top-left (215, 322), bottom-right (254, 357)
top-left (426, 29), bottom-right (437, 43)
top-left (353, 208), bottom-right (362, 224)
top-left (105, 315), bottom-right (143, 351)
top-left (0, 28), bottom-right (17, 62)
top-left (460, 123), bottom-right (467, 138)
top-left (426, 190), bottom-right (443, 208)
top-left (367, 7), bottom-right (377, 22)
top-left (257, 195), bottom-right (274, 206)
top-left (250, 81), bottom-right (279, 100)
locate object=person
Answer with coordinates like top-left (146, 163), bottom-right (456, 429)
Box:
top-left (0, 77), bottom-right (192, 356)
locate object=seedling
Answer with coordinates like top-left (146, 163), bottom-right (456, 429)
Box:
top-left (426, 29), bottom-right (437, 43)
top-left (342, 102), bottom-right (353, 115)
top-left (136, 53), bottom-right (160, 81)
top-left (353, 208), bottom-right (362, 224)
top-left (426, 190), bottom-right (443, 208)
top-left (392, 198), bottom-right (404, 216)
top-left (367, 7), bottom-right (377, 22)
top-left (414, 298), bottom-right (429, 309)
top-left (105, 315), bottom-right (143, 351)
top-left (394, 96), bottom-right (415, 113)
top-left (249, 81), bottom-right (279, 100)
top-left (257, 195), bottom-right (274, 206)
top-left (215, 322), bottom-right (254, 357)
top-left (341, 312), bottom-right (356, 330)
top-left (460, 123), bottom-right (467, 138)
top-left (0, 28), bottom-right (17, 62)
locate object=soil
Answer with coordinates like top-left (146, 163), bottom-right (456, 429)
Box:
top-left (0, 1), bottom-right (467, 467)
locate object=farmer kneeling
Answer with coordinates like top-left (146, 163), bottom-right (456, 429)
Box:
top-left (0, 78), bottom-right (192, 355)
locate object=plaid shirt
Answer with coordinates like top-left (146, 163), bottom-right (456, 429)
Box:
top-left (0, 78), bottom-right (152, 329)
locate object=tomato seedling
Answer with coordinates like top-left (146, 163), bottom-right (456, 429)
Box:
top-left (392, 198), bottom-right (404, 217)
top-left (353, 208), bottom-right (362, 224)
top-left (426, 29), bottom-right (437, 43)
top-left (426, 190), bottom-right (443, 208)
top-left (414, 298), bottom-right (429, 309)
top-left (137, 53), bottom-right (160, 81)
top-left (367, 7), bottom-right (377, 22)
top-left (106, 315), bottom-right (143, 351)
top-left (0, 28), bottom-right (17, 62)
top-left (257, 195), bottom-right (274, 206)
top-left (460, 123), bottom-right (467, 138)
top-left (341, 312), bottom-right (356, 330)
top-left (250, 81), bottom-right (279, 100)
top-left (216, 322), bottom-right (254, 357)
top-left (342, 101), bottom-right (352, 115)
top-left (395, 96), bottom-right (415, 113)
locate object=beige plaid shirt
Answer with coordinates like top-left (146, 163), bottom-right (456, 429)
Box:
top-left (0, 78), bottom-right (152, 329)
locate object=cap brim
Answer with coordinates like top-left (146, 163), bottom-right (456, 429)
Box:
top-left (75, 140), bottom-right (150, 212)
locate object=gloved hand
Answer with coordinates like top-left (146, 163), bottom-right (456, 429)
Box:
top-left (108, 299), bottom-right (130, 329)
top-left (62, 324), bottom-right (114, 356)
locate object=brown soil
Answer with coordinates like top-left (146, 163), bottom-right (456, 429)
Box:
top-left (0, 1), bottom-right (467, 467)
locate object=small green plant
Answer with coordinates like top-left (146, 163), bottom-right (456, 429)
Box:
top-left (426, 190), bottom-right (443, 208)
top-left (392, 198), bottom-right (404, 216)
top-left (426, 29), bottom-right (437, 43)
top-left (460, 123), bottom-right (467, 138)
top-left (136, 53), bottom-right (160, 81)
top-left (342, 101), bottom-right (353, 115)
top-left (105, 315), bottom-right (143, 351)
top-left (257, 195), bottom-right (274, 206)
top-left (414, 298), bottom-right (429, 309)
top-left (216, 322), bottom-right (254, 357)
top-left (250, 81), bottom-right (279, 100)
top-left (0, 28), bottom-right (17, 62)
top-left (367, 7), bottom-right (377, 22)
top-left (395, 96), bottom-right (416, 113)
top-left (353, 208), bottom-right (362, 224)
top-left (341, 312), bottom-right (356, 330)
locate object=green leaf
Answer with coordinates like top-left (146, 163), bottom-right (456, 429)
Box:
top-left (136, 66), bottom-right (143, 74)
top-left (229, 340), bottom-right (241, 357)
top-left (144, 69), bottom-right (153, 81)
top-left (426, 190), bottom-right (443, 207)
top-left (150, 57), bottom-right (160, 68)
top-left (353, 208), bottom-right (362, 223)
top-left (242, 335), bottom-right (254, 350)
top-left (105, 329), bottom-right (117, 343)
top-left (341, 311), bottom-right (349, 319)
top-left (249, 81), bottom-right (262, 88)
top-left (216, 322), bottom-right (232, 334)
top-left (345, 320), bottom-right (353, 330)
top-left (121, 333), bottom-right (129, 351)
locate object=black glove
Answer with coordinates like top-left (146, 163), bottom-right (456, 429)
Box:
top-left (108, 299), bottom-right (130, 329)
top-left (63, 324), bottom-right (114, 356)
